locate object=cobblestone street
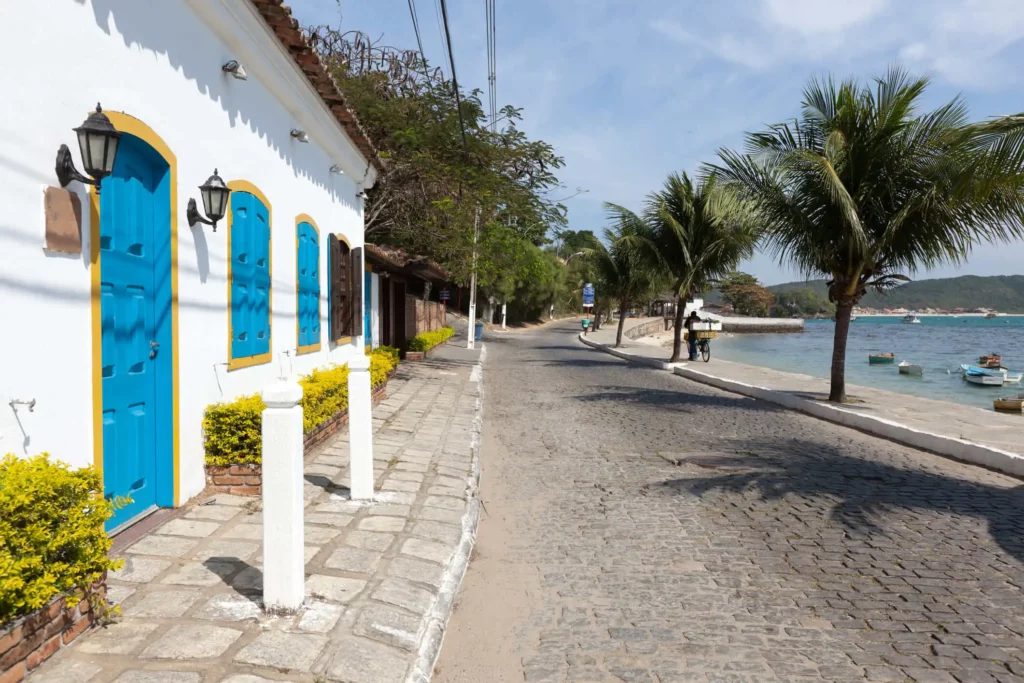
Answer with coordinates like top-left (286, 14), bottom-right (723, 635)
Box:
top-left (437, 320), bottom-right (1024, 683)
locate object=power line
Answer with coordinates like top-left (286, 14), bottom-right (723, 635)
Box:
top-left (486, 0), bottom-right (496, 132)
top-left (438, 0), bottom-right (468, 154)
top-left (406, 0), bottom-right (427, 70)
top-left (432, 0), bottom-right (453, 78)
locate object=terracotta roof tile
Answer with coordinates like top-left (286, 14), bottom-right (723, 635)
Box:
top-left (247, 0), bottom-right (382, 171)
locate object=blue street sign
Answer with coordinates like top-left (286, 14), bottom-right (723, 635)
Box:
top-left (582, 283), bottom-right (595, 306)
top-left (439, 287), bottom-right (450, 302)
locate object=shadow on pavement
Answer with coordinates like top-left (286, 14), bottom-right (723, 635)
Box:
top-left (573, 386), bottom-right (775, 413)
top-left (661, 438), bottom-right (1024, 564)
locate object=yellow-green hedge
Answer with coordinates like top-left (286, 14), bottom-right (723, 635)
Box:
top-left (204, 349), bottom-right (399, 466)
top-left (0, 454), bottom-right (123, 624)
top-left (408, 326), bottom-right (455, 352)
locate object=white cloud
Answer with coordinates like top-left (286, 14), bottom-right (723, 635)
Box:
top-left (762, 0), bottom-right (887, 35)
top-left (649, 19), bottom-right (768, 70)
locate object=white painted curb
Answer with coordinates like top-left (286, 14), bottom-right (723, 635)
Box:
top-left (579, 333), bottom-right (1024, 478)
top-left (405, 344), bottom-right (485, 683)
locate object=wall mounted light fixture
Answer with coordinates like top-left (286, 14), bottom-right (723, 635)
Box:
top-left (187, 169), bottom-right (231, 232)
top-left (222, 60), bottom-right (248, 80)
top-left (55, 103), bottom-right (121, 194)
top-left (329, 164), bottom-right (345, 174)
top-left (290, 129), bottom-right (309, 143)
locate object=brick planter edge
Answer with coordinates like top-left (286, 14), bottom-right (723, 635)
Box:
top-left (0, 575), bottom-right (106, 683)
top-left (405, 339), bottom-right (449, 362)
top-left (204, 376), bottom-right (391, 496)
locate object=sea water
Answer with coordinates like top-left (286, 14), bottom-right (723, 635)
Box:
top-left (713, 316), bottom-right (1024, 411)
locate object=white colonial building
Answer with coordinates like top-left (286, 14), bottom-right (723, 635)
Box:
top-left (0, 0), bottom-right (380, 531)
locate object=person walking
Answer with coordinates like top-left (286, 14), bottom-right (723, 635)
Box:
top-left (684, 310), bottom-right (701, 361)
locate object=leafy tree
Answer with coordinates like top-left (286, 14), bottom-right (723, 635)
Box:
top-left (612, 172), bottom-right (757, 362)
top-left (585, 209), bottom-right (664, 346)
top-left (719, 272), bottom-right (774, 316)
top-left (716, 67), bottom-right (1024, 401)
top-left (309, 28), bottom-right (567, 288)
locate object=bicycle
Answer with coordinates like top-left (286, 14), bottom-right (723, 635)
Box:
top-left (692, 319), bottom-right (715, 362)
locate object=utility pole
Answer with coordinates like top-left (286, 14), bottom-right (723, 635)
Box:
top-left (467, 205), bottom-right (481, 350)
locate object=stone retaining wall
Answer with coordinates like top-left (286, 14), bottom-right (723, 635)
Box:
top-left (204, 378), bottom-right (390, 496)
top-left (0, 578), bottom-right (106, 683)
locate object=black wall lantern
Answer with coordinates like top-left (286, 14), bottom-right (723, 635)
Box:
top-left (187, 169), bottom-right (231, 232)
top-left (55, 103), bottom-right (121, 193)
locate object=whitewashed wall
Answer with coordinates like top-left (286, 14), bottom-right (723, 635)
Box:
top-left (0, 0), bottom-right (376, 504)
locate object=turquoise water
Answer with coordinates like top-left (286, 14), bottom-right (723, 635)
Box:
top-left (713, 316), bottom-right (1024, 411)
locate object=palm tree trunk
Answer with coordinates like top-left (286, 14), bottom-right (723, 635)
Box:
top-left (669, 297), bottom-right (686, 362)
top-left (615, 299), bottom-right (629, 347)
top-left (829, 300), bottom-right (854, 402)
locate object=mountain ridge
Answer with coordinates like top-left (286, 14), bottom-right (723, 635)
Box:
top-left (764, 275), bottom-right (1024, 312)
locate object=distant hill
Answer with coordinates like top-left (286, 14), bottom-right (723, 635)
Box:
top-left (763, 275), bottom-right (1024, 312)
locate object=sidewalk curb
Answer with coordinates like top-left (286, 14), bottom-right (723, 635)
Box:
top-left (579, 333), bottom-right (1024, 479)
top-left (405, 344), bottom-right (486, 683)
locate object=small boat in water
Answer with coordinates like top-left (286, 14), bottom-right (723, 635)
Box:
top-left (901, 314), bottom-right (921, 324)
top-left (979, 353), bottom-right (1002, 369)
top-left (985, 311), bottom-right (999, 319)
top-left (898, 361), bottom-right (923, 375)
top-left (994, 394), bottom-right (1024, 412)
top-left (964, 369), bottom-right (1005, 386)
top-left (868, 353), bottom-right (895, 364)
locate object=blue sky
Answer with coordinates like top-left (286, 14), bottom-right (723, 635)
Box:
top-left (290, 0), bottom-right (1024, 285)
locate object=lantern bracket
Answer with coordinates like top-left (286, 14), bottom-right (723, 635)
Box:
top-left (55, 144), bottom-right (96, 189)
top-left (187, 198), bottom-right (216, 230)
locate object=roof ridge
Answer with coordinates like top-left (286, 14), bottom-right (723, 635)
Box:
top-left (248, 0), bottom-right (383, 171)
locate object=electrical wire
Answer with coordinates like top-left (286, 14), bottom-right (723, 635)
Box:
top-left (433, 0), bottom-right (453, 78)
top-left (438, 0), bottom-right (469, 154)
top-left (407, 0), bottom-right (427, 70)
top-left (486, 0), bottom-right (496, 131)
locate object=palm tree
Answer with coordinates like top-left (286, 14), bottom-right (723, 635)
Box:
top-left (623, 172), bottom-right (757, 362)
top-left (584, 209), bottom-right (664, 347)
top-left (716, 66), bottom-right (1024, 402)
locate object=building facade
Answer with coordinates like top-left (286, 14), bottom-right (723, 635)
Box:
top-left (0, 0), bottom-right (380, 531)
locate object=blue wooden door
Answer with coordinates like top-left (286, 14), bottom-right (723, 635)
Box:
top-left (99, 135), bottom-right (173, 531)
top-left (364, 271), bottom-right (372, 344)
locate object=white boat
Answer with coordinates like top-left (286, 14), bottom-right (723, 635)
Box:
top-left (960, 364), bottom-right (1021, 383)
top-left (901, 314), bottom-right (921, 324)
top-left (898, 361), bottom-right (923, 376)
top-left (964, 370), bottom-right (1005, 386)
top-left (985, 312), bottom-right (999, 319)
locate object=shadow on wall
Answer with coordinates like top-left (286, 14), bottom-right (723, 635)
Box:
top-left (79, 0), bottom-right (362, 209)
top-left (661, 437), bottom-right (1024, 565)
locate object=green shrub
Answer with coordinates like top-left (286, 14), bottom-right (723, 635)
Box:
top-left (0, 454), bottom-right (124, 624)
top-left (204, 352), bottom-right (399, 466)
top-left (407, 326), bottom-right (455, 352)
top-left (376, 345), bottom-right (400, 361)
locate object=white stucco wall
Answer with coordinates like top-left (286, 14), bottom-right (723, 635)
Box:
top-left (0, 0), bottom-right (376, 505)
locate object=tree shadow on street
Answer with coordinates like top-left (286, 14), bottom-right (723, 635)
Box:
top-left (661, 437), bottom-right (1024, 564)
top-left (573, 386), bottom-right (776, 414)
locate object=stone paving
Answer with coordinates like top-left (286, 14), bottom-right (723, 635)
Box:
top-left (439, 320), bottom-right (1024, 683)
top-left (29, 343), bottom-right (483, 683)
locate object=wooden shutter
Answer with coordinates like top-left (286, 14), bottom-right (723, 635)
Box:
top-left (351, 247), bottom-right (363, 338)
top-left (328, 234), bottom-right (344, 340)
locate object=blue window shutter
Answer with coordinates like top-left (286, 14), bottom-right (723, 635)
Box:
top-left (297, 222), bottom-right (320, 348)
top-left (230, 192), bottom-right (253, 360)
top-left (252, 199), bottom-right (271, 356)
top-left (230, 191), bottom-right (272, 361)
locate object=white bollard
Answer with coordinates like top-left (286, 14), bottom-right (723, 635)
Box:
top-left (261, 379), bottom-right (305, 611)
top-left (347, 353), bottom-right (375, 500)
